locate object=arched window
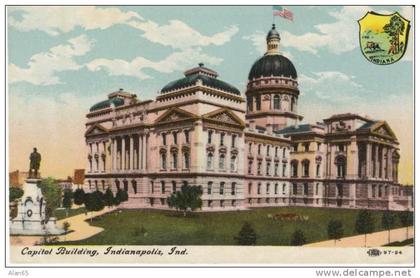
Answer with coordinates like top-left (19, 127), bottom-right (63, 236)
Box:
top-left (273, 95), bottom-right (281, 110)
top-left (132, 180), bottom-right (137, 194)
top-left (161, 153), bottom-right (167, 170)
top-left (291, 97), bottom-right (295, 111)
top-left (302, 160), bottom-right (310, 177)
top-left (256, 95), bottom-right (261, 110)
top-left (257, 183), bottom-right (261, 194)
top-left (219, 154), bottom-right (225, 169)
top-left (183, 152), bottom-right (190, 169)
top-left (248, 160), bottom-right (253, 174)
top-left (207, 153), bottom-right (213, 169)
top-left (247, 96), bottom-right (253, 112)
top-left (207, 182), bottom-right (212, 195)
top-left (275, 184), bottom-right (278, 194)
top-left (231, 182), bottom-right (236, 195)
top-left (230, 156), bottom-right (237, 171)
top-left (282, 183), bottom-right (286, 194)
top-left (220, 182), bottom-right (225, 195)
top-left (291, 160), bottom-right (298, 177)
top-left (335, 155), bottom-right (347, 178)
top-left (171, 152), bottom-right (177, 169)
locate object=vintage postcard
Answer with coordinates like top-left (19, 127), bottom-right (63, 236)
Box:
top-left (6, 4), bottom-right (415, 267)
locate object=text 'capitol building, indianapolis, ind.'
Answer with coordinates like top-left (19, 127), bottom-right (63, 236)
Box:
top-left (83, 25), bottom-right (413, 211)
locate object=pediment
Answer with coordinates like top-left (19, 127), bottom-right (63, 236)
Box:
top-left (202, 108), bottom-right (245, 127)
top-left (85, 124), bottom-right (108, 137)
top-left (371, 121), bottom-right (397, 139)
top-left (154, 107), bottom-right (199, 124)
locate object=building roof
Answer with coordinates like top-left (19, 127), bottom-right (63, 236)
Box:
top-left (266, 24), bottom-right (280, 40)
top-left (161, 63), bottom-right (241, 95)
top-left (275, 124), bottom-right (312, 135)
top-left (357, 120), bottom-right (378, 130)
top-left (89, 97), bottom-right (125, 112)
top-left (248, 54), bottom-right (297, 80)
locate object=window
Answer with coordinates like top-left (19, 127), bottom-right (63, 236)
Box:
top-left (248, 160), bottom-right (253, 174)
top-left (208, 130), bottom-right (213, 144)
top-left (338, 144), bottom-right (345, 152)
top-left (207, 182), bottom-right (212, 195)
top-left (248, 143), bottom-right (252, 153)
top-left (266, 145), bottom-right (270, 156)
top-left (336, 156), bottom-right (346, 178)
top-left (207, 153), bottom-right (213, 169)
top-left (161, 181), bottom-right (165, 193)
top-left (230, 156), bottom-right (237, 171)
top-left (231, 183), bottom-right (236, 195)
top-left (220, 182), bottom-right (225, 195)
top-left (274, 95), bottom-right (280, 110)
top-left (258, 144), bottom-right (261, 155)
top-left (317, 143), bottom-right (321, 151)
top-left (257, 183), bottom-right (261, 194)
top-left (173, 132), bottom-right (178, 145)
top-left (282, 184), bottom-right (286, 194)
top-left (315, 183), bottom-right (319, 195)
top-left (292, 183), bottom-right (298, 195)
top-left (274, 163), bottom-right (279, 176)
top-left (275, 147), bottom-right (279, 157)
top-left (247, 96), bottom-right (253, 112)
top-left (219, 154), bottom-right (225, 169)
top-left (162, 133), bottom-right (167, 146)
top-left (304, 143), bottom-right (310, 152)
top-left (337, 184), bottom-right (343, 197)
top-left (161, 153), bottom-right (167, 170)
top-left (256, 95), bottom-right (261, 110)
top-left (316, 164), bottom-right (321, 177)
top-left (183, 152), bottom-right (190, 169)
top-left (275, 184), bottom-right (278, 194)
top-left (302, 160), bottom-right (310, 177)
top-left (248, 183), bottom-right (252, 194)
top-left (291, 97), bottom-right (295, 111)
top-left (293, 144), bottom-right (298, 152)
top-left (220, 133), bottom-right (225, 146)
top-left (172, 181), bottom-right (177, 192)
top-left (257, 161), bottom-right (262, 175)
top-left (132, 180), bottom-right (137, 194)
top-left (232, 135), bottom-right (236, 148)
top-left (150, 181), bottom-right (154, 193)
top-left (291, 161), bottom-right (298, 177)
top-left (172, 152), bottom-right (177, 169)
top-left (266, 183), bottom-right (270, 194)
top-left (283, 148), bottom-right (286, 158)
top-left (282, 163), bottom-right (287, 177)
top-left (304, 183), bottom-right (309, 195)
top-left (184, 130), bottom-right (190, 143)
top-left (266, 162), bottom-right (271, 176)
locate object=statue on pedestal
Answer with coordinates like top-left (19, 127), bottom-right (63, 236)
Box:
top-left (29, 148), bottom-right (41, 179)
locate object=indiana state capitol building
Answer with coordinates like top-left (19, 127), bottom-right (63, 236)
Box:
top-left (84, 25), bottom-right (412, 211)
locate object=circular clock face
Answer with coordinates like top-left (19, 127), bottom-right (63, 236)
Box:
top-left (26, 209), bottom-right (33, 218)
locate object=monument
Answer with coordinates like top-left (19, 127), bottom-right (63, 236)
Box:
top-left (10, 148), bottom-right (64, 235)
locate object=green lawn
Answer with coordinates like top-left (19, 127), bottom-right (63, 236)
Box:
top-left (66, 207), bottom-right (412, 246)
top-left (54, 207), bottom-right (86, 220)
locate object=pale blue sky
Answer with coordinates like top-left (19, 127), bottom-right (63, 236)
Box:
top-left (7, 6), bottom-right (414, 183)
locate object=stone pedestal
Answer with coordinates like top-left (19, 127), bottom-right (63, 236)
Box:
top-left (10, 178), bottom-right (64, 235)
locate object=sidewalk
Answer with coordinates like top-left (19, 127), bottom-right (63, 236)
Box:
top-left (10, 207), bottom-right (116, 246)
top-left (305, 226), bottom-right (414, 247)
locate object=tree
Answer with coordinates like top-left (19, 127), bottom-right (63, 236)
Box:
top-left (62, 189), bottom-right (73, 217)
top-left (40, 177), bottom-right (62, 218)
top-left (73, 188), bottom-right (85, 206)
top-left (167, 184), bottom-right (203, 216)
top-left (103, 188), bottom-right (114, 207)
top-left (383, 15), bottom-right (405, 53)
top-left (327, 219), bottom-right (344, 245)
top-left (291, 229), bottom-right (307, 246)
top-left (355, 209), bottom-right (375, 247)
top-left (234, 222), bottom-right (257, 245)
top-left (9, 187), bottom-right (24, 202)
top-left (84, 190), bottom-right (105, 221)
top-left (399, 210), bottom-right (413, 240)
top-left (114, 189), bottom-right (128, 206)
top-left (382, 210), bottom-right (395, 244)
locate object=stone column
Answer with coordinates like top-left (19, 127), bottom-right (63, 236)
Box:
top-left (122, 136), bottom-right (126, 171)
top-left (98, 141), bottom-right (103, 172)
top-left (145, 133), bottom-right (149, 170)
top-left (139, 134), bottom-right (143, 170)
top-left (130, 135), bottom-right (134, 171)
top-left (113, 138), bottom-right (117, 171)
top-left (366, 143), bottom-right (372, 178)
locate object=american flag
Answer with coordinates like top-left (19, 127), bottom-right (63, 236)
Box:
top-left (273, 6), bottom-right (294, 21)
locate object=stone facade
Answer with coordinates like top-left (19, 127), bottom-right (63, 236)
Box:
top-left (84, 25), bottom-right (412, 212)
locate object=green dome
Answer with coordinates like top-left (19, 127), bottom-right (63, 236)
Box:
top-left (89, 98), bottom-right (125, 112)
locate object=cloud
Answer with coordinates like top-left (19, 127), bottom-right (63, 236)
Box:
top-left (9, 35), bottom-right (94, 85)
top-left (299, 71), bottom-right (363, 101)
top-left (86, 47), bottom-right (223, 79)
top-left (128, 20), bottom-right (238, 49)
top-left (8, 6), bottom-right (142, 35)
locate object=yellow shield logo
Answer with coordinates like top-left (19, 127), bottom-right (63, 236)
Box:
top-left (358, 12), bottom-right (410, 65)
